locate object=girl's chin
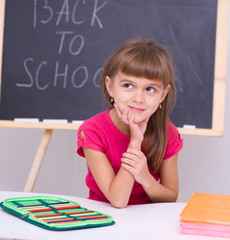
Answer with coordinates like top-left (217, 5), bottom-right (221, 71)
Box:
top-left (131, 115), bottom-right (145, 123)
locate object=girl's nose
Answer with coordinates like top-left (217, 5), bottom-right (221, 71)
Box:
top-left (132, 90), bottom-right (144, 103)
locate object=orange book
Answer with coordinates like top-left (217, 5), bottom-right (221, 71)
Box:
top-left (180, 192), bottom-right (230, 225)
top-left (179, 193), bottom-right (230, 238)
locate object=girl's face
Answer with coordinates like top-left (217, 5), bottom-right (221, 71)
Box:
top-left (105, 71), bottom-right (170, 123)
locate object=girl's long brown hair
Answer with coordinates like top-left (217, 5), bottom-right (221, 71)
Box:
top-left (101, 38), bottom-right (176, 173)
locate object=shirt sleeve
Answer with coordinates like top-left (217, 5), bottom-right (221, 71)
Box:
top-left (77, 121), bottom-right (105, 158)
top-left (163, 122), bottom-right (183, 160)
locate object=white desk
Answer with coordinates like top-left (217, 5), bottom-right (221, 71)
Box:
top-left (0, 191), bottom-right (223, 240)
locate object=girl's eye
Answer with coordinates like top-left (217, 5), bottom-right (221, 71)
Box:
top-left (124, 83), bottom-right (133, 89)
top-left (146, 87), bottom-right (155, 93)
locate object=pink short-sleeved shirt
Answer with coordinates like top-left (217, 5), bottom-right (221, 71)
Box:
top-left (77, 108), bottom-right (183, 205)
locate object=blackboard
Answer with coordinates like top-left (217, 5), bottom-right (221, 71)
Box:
top-left (0, 0), bottom-right (228, 135)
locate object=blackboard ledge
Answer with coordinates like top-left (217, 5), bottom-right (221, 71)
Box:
top-left (178, 127), bottom-right (223, 137)
top-left (0, 120), bottom-right (224, 136)
top-left (0, 120), bottom-right (82, 130)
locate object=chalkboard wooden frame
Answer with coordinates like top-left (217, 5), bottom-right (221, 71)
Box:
top-left (0, 0), bottom-right (228, 136)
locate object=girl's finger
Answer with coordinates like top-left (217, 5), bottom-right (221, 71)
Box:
top-left (122, 152), bottom-right (139, 163)
top-left (114, 103), bottom-right (122, 118)
top-left (121, 163), bottom-right (135, 175)
top-left (127, 148), bottom-right (145, 158)
top-left (121, 157), bottom-right (136, 166)
top-left (122, 108), bottom-right (130, 124)
top-left (128, 113), bottom-right (135, 126)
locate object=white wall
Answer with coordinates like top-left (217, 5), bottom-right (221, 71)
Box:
top-left (0, 128), bottom-right (88, 198)
top-left (1, 13), bottom-right (230, 203)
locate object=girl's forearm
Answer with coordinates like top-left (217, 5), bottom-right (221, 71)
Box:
top-left (107, 140), bottom-right (141, 208)
top-left (142, 173), bottom-right (178, 202)
top-left (108, 167), bottom-right (135, 208)
top-left (128, 138), bottom-right (142, 150)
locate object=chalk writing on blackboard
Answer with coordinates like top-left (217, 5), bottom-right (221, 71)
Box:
top-left (16, 0), bottom-right (107, 91)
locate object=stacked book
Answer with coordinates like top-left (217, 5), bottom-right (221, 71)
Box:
top-left (180, 192), bottom-right (230, 238)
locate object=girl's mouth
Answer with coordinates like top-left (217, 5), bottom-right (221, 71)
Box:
top-left (128, 106), bottom-right (145, 113)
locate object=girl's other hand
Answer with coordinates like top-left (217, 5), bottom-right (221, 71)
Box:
top-left (121, 148), bottom-right (150, 185)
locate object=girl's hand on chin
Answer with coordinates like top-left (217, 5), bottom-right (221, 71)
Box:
top-left (114, 103), bottom-right (148, 145)
top-left (114, 103), bottom-right (131, 125)
top-left (129, 114), bottom-right (148, 144)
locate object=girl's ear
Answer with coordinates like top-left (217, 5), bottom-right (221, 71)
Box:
top-left (160, 84), bottom-right (171, 102)
top-left (105, 75), bottom-right (114, 97)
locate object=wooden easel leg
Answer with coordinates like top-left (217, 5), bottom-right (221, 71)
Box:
top-left (23, 129), bottom-right (53, 192)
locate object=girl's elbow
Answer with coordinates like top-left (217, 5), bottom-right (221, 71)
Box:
top-left (106, 190), bottom-right (129, 208)
top-left (112, 203), bottom-right (127, 208)
top-left (168, 191), bottom-right (179, 202)
top-left (110, 198), bottom-right (128, 208)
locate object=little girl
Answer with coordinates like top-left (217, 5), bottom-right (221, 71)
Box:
top-left (77, 38), bottom-right (183, 208)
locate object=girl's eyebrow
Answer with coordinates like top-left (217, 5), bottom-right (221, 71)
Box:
top-left (148, 82), bottom-right (162, 88)
top-left (120, 78), bottom-right (133, 83)
top-left (120, 78), bottom-right (162, 88)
